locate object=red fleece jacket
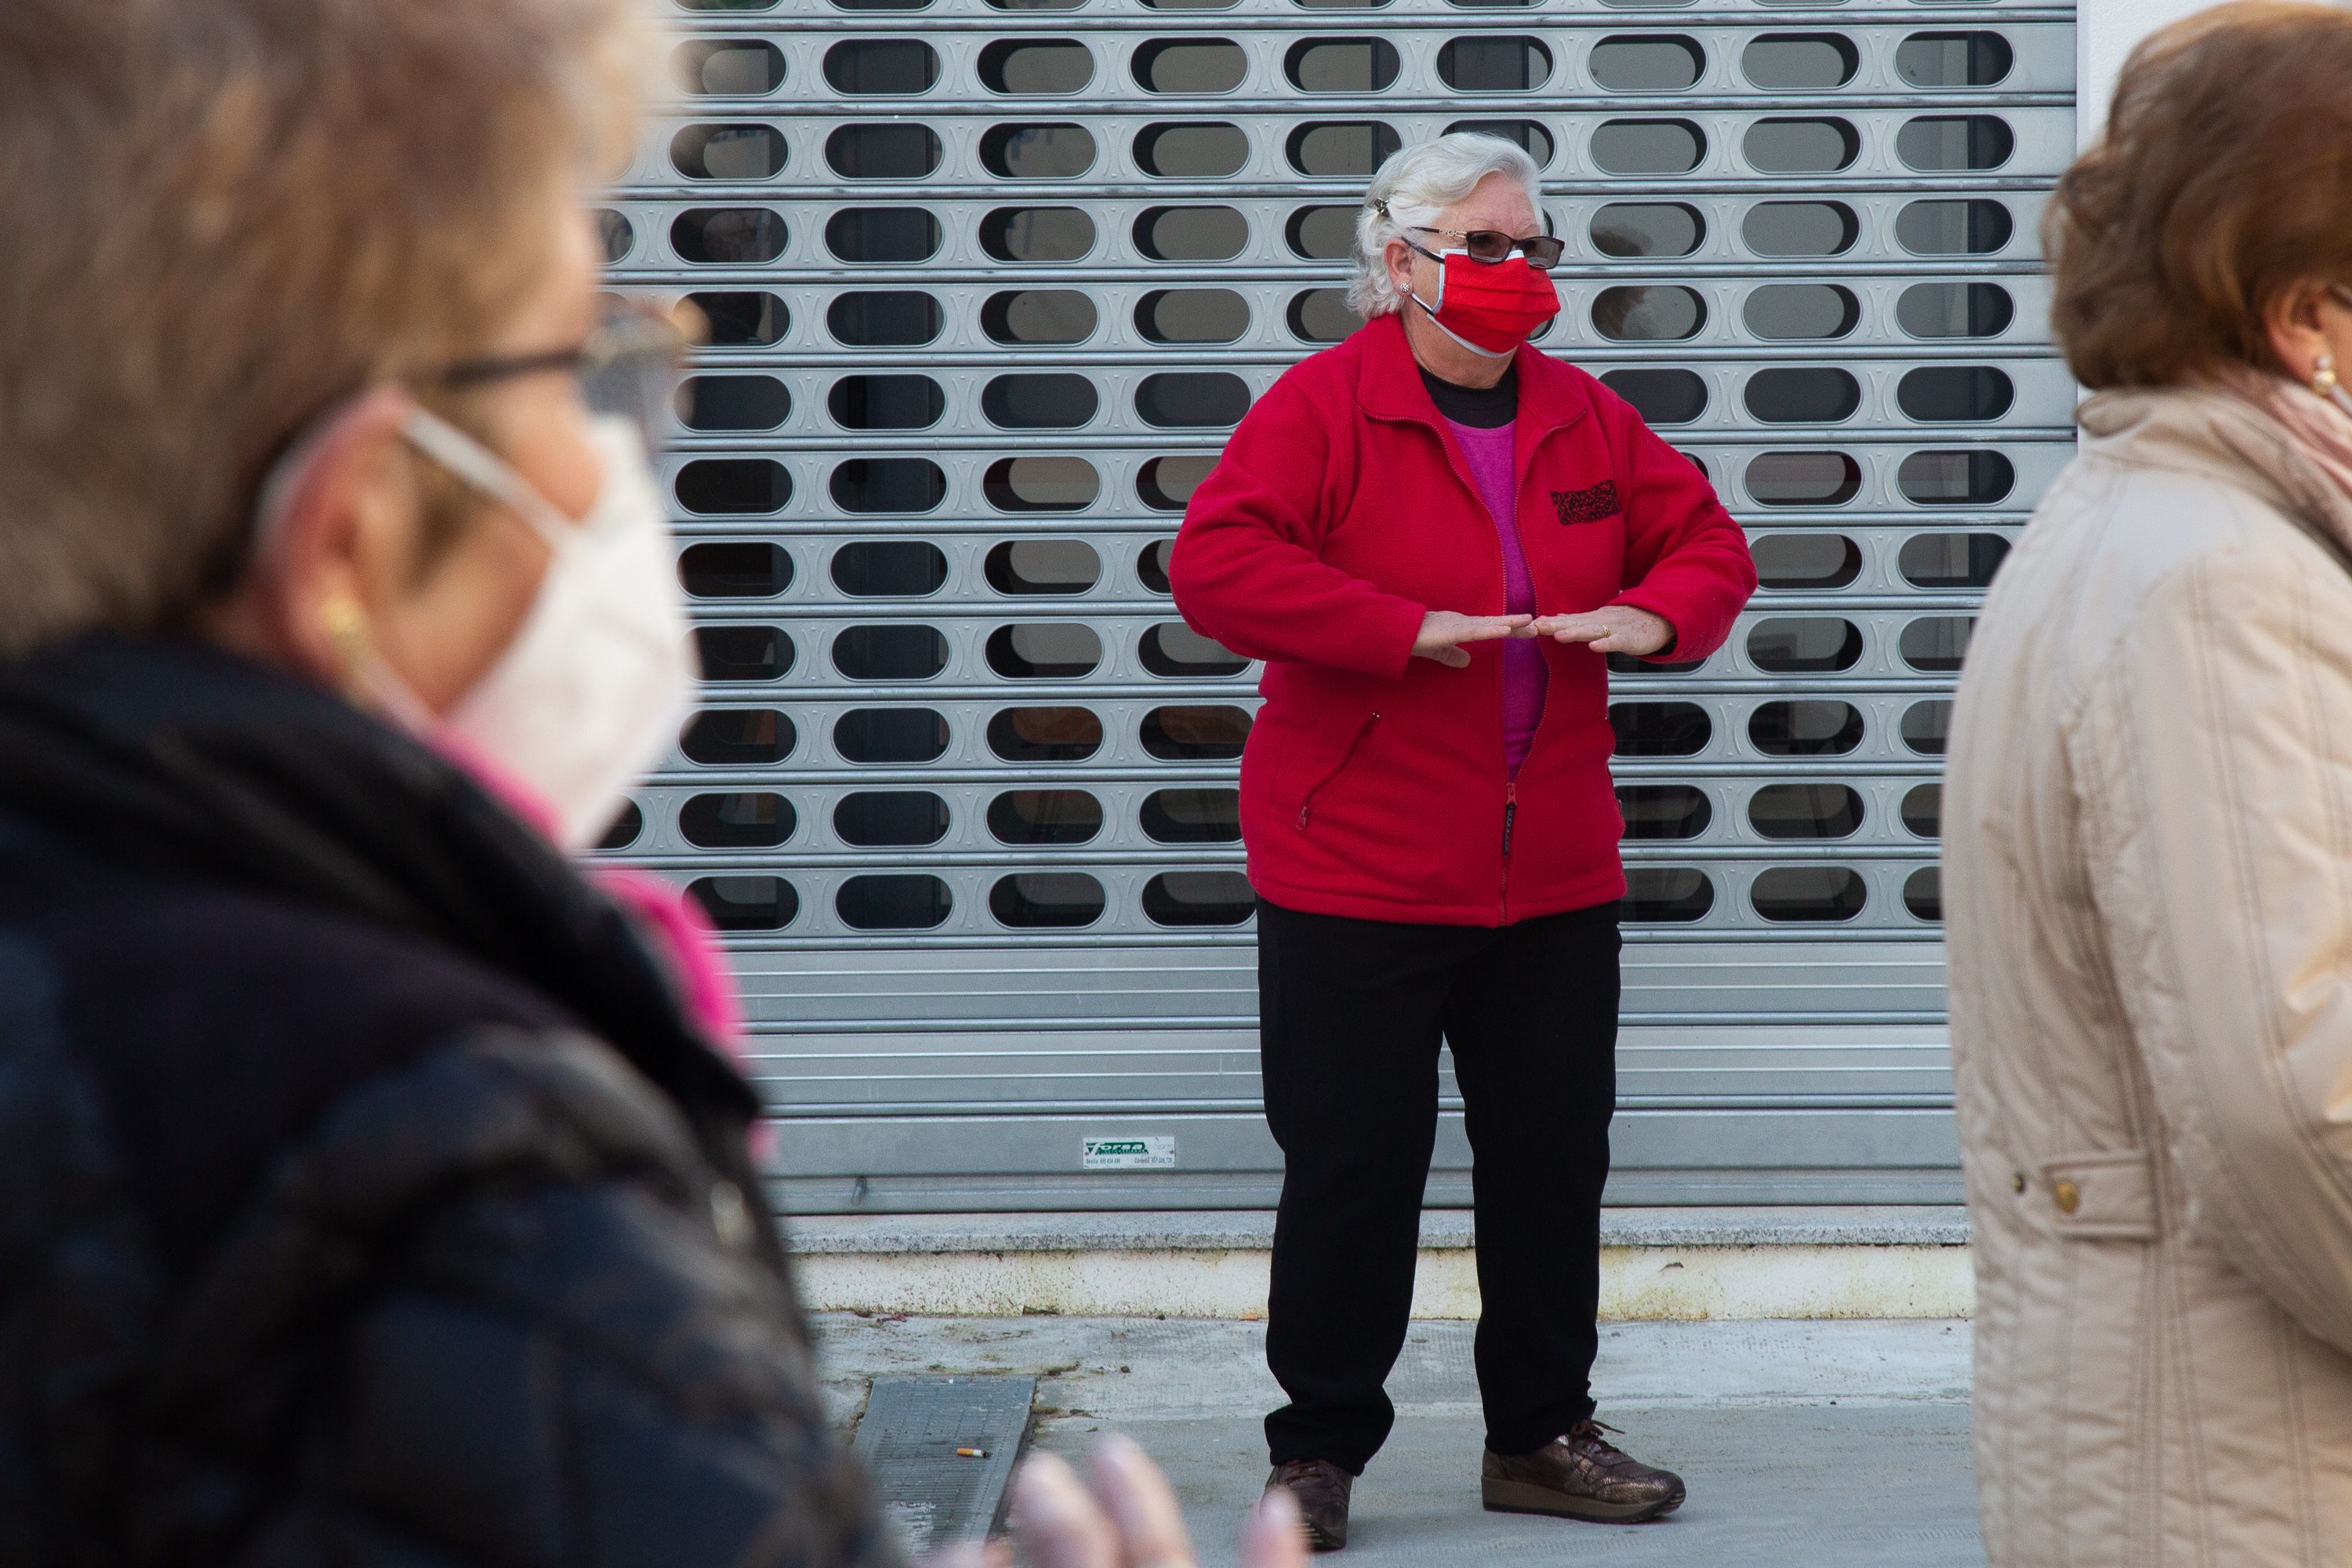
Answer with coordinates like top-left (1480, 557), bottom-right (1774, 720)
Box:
top-left (1170, 314), bottom-right (1757, 926)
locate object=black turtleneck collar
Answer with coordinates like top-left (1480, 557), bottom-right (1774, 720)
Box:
top-left (1420, 361), bottom-right (1519, 429)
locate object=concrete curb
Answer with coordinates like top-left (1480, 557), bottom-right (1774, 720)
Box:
top-left (786, 1208), bottom-right (1976, 1322)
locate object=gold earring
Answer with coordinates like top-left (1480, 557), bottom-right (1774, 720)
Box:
top-left (2314, 352), bottom-right (2340, 399)
top-left (319, 594), bottom-right (373, 677)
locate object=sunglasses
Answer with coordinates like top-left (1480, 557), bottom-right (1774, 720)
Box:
top-left (1408, 225), bottom-right (1566, 270)
top-left (429, 295), bottom-right (700, 445)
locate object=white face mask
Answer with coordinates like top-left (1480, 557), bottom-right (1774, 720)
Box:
top-left (397, 408), bottom-right (696, 852)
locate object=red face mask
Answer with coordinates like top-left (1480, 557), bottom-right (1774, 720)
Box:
top-left (1409, 245), bottom-right (1562, 358)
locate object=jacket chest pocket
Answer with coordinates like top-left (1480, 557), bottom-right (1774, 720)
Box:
top-left (1526, 485), bottom-right (1628, 604)
top-left (1548, 481), bottom-right (1623, 527)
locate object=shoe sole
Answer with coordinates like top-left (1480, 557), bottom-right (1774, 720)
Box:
top-left (1481, 1477), bottom-right (1686, 1523)
top-left (1265, 1489), bottom-right (1347, 1551)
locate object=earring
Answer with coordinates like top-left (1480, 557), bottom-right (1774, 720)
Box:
top-left (2314, 352), bottom-right (2340, 400)
top-left (319, 594), bottom-right (373, 677)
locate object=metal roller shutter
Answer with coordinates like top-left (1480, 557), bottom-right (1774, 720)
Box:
top-left (599, 0), bottom-right (2073, 1213)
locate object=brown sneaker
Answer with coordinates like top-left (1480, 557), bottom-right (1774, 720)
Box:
top-left (1480, 1419), bottom-right (1686, 1523)
top-left (1265, 1458), bottom-right (1353, 1552)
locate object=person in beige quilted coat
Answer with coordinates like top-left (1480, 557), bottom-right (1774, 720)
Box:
top-left (1946, 5), bottom-right (2352, 1563)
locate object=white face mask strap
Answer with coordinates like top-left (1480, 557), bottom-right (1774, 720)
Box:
top-left (400, 405), bottom-right (576, 553)
top-left (1409, 292), bottom-right (1515, 359)
top-left (1412, 272), bottom-right (1442, 314)
top-left (251, 424), bottom-right (329, 553)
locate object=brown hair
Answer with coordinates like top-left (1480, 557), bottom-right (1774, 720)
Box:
top-left (0, 0), bottom-right (648, 657)
top-left (2047, 2), bottom-right (2352, 390)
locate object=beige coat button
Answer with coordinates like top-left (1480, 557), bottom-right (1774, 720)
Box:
top-left (2010, 1172), bottom-right (2027, 1193)
top-left (2053, 1179), bottom-right (2081, 1214)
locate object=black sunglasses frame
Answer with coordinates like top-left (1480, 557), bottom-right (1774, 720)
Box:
top-left (1408, 225), bottom-right (1566, 270)
top-left (426, 299), bottom-right (697, 447)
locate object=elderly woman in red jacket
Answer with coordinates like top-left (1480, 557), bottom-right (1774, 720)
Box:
top-left (1171, 132), bottom-right (1756, 1550)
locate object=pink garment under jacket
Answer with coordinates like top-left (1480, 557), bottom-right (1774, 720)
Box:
top-left (1445, 416), bottom-right (1548, 775)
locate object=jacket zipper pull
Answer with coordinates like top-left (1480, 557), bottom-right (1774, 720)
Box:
top-left (1501, 781), bottom-right (1518, 857)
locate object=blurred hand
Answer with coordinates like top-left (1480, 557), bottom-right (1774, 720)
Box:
top-left (1535, 605), bottom-right (1674, 657)
top-left (994, 1436), bottom-right (1308, 1568)
top-left (1412, 610), bottom-right (1537, 669)
top-left (924, 1545), bottom-right (1012, 1568)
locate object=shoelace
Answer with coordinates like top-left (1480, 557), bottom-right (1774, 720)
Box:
top-left (1568, 1419), bottom-right (1629, 1457)
top-left (1276, 1461), bottom-right (1348, 1497)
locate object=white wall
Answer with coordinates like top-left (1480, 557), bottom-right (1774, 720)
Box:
top-left (2074, 0), bottom-right (2220, 146)
top-left (2074, 0), bottom-right (2298, 147)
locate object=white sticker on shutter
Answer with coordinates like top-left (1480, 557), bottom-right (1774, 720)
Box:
top-left (1082, 1135), bottom-right (1176, 1171)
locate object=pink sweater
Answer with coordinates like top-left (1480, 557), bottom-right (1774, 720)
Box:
top-left (1446, 417), bottom-right (1548, 775)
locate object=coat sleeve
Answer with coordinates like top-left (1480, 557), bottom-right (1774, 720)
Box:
top-left (1169, 373), bottom-right (1427, 680)
top-left (1599, 397), bottom-right (1757, 661)
top-left (2074, 539), bottom-right (2352, 1356)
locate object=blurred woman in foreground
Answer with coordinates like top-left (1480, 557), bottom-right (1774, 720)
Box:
top-left (0, 3), bottom-right (1287, 1564)
top-left (1947, 5), bottom-right (2352, 1562)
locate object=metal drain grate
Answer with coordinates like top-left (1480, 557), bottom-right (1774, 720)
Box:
top-left (852, 1374), bottom-right (1036, 1555)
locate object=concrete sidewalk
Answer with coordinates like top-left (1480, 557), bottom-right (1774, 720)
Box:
top-left (816, 1314), bottom-right (1982, 1566)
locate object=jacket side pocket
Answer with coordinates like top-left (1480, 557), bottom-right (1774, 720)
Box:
top-left (1296, 712), bottom-right (1381, 830)
top-left (2038, 1148), bottom-right (2159, 1240)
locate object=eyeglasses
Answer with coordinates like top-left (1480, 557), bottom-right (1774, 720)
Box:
top-left (426, 295), bottom-right (699, 445)
top-left (1408, 227), bottom-right (1566, 269)
top-left (219, 296), bottom-right (698, 594)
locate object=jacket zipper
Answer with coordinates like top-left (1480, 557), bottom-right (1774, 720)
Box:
top-left (1501, 675), bottom-right (1555, 922)
top-left (1297, 712), bottom-right (1381, 829)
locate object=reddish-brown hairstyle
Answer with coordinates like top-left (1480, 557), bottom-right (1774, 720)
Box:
top-left (2046, 1), bottom-right (2352, 390)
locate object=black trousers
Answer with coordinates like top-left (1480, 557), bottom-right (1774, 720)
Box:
top-left (1257, 896), bottom-right (1621, 1473)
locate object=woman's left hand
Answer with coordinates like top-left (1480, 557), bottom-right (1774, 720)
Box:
top-left (1534, 606), bottom-right (1676, 656)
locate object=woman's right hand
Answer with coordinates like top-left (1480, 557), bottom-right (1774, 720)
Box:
top-left (1411, 610), bottom-right (1536, 669)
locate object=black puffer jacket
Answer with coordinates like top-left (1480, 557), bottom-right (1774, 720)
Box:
top-left (0, 636), bottom-right (899, 1568)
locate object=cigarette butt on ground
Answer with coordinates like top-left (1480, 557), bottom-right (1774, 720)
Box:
top-left (956, 1447), bottom-right (988, 1458)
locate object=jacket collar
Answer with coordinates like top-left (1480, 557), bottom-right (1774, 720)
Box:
top-left (2079, 387), bottom-right (2352, 574)
top-left (0, 633), bottom-right (760, 1129)
top-left (1354, 310), bottom-right (1592, 437)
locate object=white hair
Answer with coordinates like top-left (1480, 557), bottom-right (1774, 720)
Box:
top-left (1348, 132), bottom-right (1544, 319)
